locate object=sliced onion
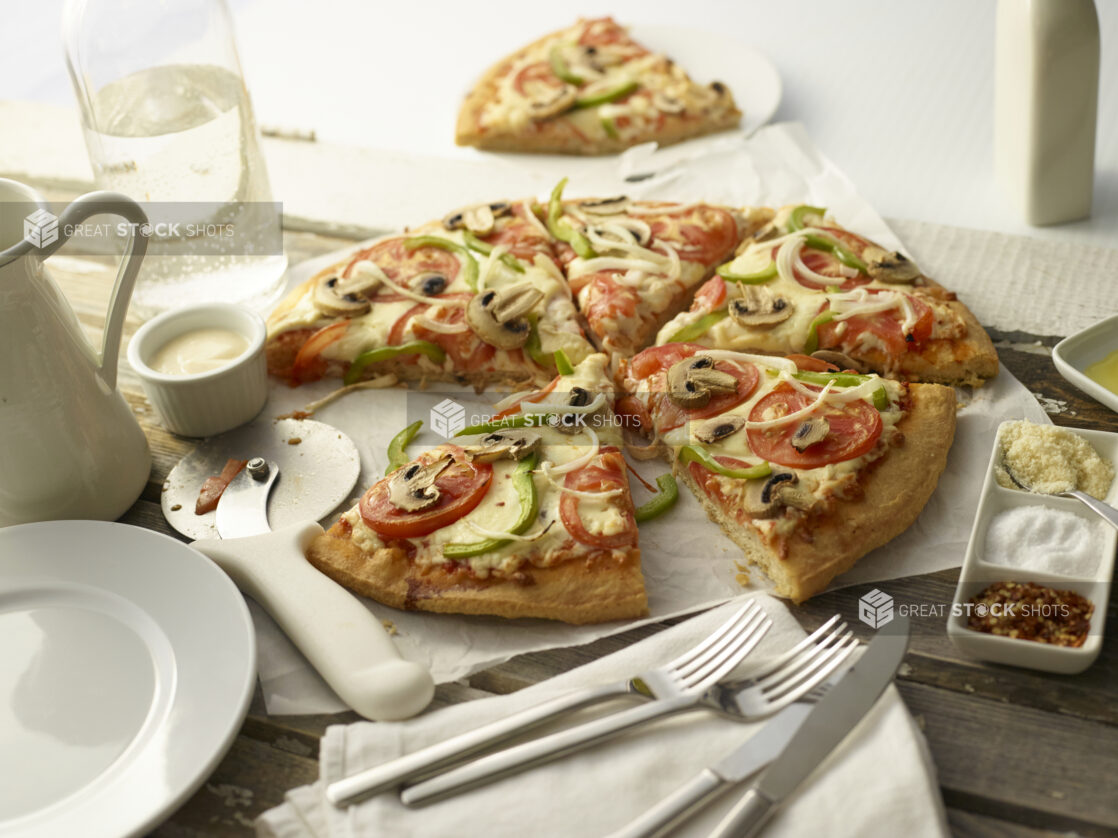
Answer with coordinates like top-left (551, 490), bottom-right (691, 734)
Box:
top-left (696, 349), bottom-right (798, 374)
top-left (627, 202), bottom-right (704, 216)
top-left (578, 256), bottom-right (667, 274)
top-left (412, 314), bottom-right (470, 334)
top-left (539, 461), bottom-right (623, 499)
top-left (740, 383), bottom-right (835, 430)
top-left (520, 392), bottom-right (607, 416)
top-left (476, 244), bottom-right (509, 293)
top-left (544, 426), bottom-right (601, 475)
top-left (492, 388), bottom-right (538, 411)
top-left (520, 199), bottom-right (551, 238)
top-left (463, 518), bottom-right (554, 542)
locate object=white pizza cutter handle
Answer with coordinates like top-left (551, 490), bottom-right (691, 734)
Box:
top-left (191, 522), bottom-right (434, 722)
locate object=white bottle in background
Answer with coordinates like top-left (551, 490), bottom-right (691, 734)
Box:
top-left (994, 0), bottom-right (1100, 226)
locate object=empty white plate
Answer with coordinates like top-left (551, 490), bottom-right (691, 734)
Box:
top-left (0, 521), bottom-right (255, 838)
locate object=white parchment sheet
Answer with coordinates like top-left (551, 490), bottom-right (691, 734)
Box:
top-left (248, 124), bottom-right (1049, 714)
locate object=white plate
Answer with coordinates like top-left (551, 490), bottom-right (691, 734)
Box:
top-left (1052, 313), bottom-right (1118, 414)
top-left (946, 422), bottom-right (1117, 674)
top-left (0, 521), bottom-right (256, 838)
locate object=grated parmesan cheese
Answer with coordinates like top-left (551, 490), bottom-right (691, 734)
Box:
top-left (995, 420), bottom-right (1114, 499)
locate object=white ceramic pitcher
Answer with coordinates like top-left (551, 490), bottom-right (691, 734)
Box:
top-left (0, 178), bottom-right (151, 525)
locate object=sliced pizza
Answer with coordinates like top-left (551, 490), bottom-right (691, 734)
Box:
top-left (617, 344), bottom-right (957, 602)
top-left (457, 17), bottom-right (741, 155)
top-left (266, 201), bottom-right (595, 391)
top-left (548, 181), bottom-right (755, 358)
top-left (655, 205), bottom-right (999, 386)
top-left (306, 354), bottom-right (647, 624)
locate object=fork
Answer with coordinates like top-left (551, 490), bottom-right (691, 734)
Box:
top-left (400, 616), bottom-right (857, 807)
top-left (326, 601), bottom-right (770, 807)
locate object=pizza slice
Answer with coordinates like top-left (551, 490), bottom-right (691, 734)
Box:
top-left (306, 354), bottom-right (647, 623)
top-left (266, 200), bottom-right (595, 391)
top-left (617, 344), bottom-right (957, 602)
top-left (655, 205), bottom-right (999, 386)
top-left (547, 181), bottom-right (754, 358)
top-left (457, 17), bottom-right (741, 155)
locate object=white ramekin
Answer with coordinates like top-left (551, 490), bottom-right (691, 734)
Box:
top-left (127, 303), bottom-right (268, 438)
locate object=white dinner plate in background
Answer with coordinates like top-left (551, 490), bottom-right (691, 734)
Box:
top-left (0, 521), bottom-right (256, 838)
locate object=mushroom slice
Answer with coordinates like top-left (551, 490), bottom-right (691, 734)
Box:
top-left (693, 415), bottom-right (746, 444)
top-left (652, 91), bottom-right (686, 114)
top-left (863, 246), bottom-right (920, 284)
top-left (387, 455), bottom-right (453, 512)
top-left (442, 202), bottom-right (512, 232)
top-left (790, 417), bottom-right (830, 452)
top-left (466, 284), bottom-right (545, 350)
top-left (749, 221), bottom-right (781, 243)
top-left (312, 264), bottom-right (383, 316)
top-left (462, 429), bottom-right (540, 463)
top-left (579, 196), bottom-right (630, 215)
top-left (666, 356), bottom-right (738, 408)
top-left (742, 472), bottom-right (816, 518)
top-left (728, 286), bottom-right (793, 328)
top-left (528, 85), bottom-right (578, 120)
top-left (811, 350), bottom-right (865, 373)
top-left (414, 273), bottom-right (448, 296)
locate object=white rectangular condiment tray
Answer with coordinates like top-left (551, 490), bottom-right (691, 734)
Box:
top-left (1052, 313), bottom-right (1118, 414)
top-left (947, 422), bottom-right (1118, 674)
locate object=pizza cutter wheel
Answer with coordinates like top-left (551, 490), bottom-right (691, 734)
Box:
top-left (162, 418), bottom-right (433, 721)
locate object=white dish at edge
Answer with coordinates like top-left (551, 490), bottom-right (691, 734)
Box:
top-left (947, 422), bottom-right (1118, 674)
top-left (1052, 313), bottom-right (1118, 414)
top-left (0, 521), bottom-right (256, 838)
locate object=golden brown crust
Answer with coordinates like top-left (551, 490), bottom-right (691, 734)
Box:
top-left (675, 383), bottom-right (957, 602)
top-left (307, 526), bottom-right (647, 624)
top-left (456, 20), bottom-right (741, 156)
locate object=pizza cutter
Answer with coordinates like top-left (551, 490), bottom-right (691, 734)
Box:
top-left (162, 418), bottom-right (434, 721)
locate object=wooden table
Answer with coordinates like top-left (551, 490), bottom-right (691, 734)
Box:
top-left (48, 213), bottom-right (1117, 838)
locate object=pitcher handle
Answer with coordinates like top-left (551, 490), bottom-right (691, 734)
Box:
top-left (44, 192), bottom-right (149, 391)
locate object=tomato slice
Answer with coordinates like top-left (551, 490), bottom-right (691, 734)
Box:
top-left (647, 206), bottom-right (738, 265)
top-left (625, 343), bottom-right (759, 432)
top-left (747, 382), bottom-right (882, 469)
top-left (559, 448), bottom-right (637, 549)
top-left (480, 206), bottom-right (553, 262)
top-left (580, 273), bottom-right (639, 328)
top-left (786, 227), bottom-right (873, 292)
top-left (291, 321), bottom-right (349, 382)
top-left (687, 455), bottom-right (761, 508)
top-left (359, 448), bottom-right (492, 539)
top-left (691, 276), bottom-right (728, 312)
top-left (816, 293), bottom-right (934, 357)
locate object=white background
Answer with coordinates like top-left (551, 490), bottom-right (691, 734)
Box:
top-left (2, 0), bottom-right (1116, 244)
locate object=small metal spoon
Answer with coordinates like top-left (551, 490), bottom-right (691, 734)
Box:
top-left (1001, 463), bottom-right (1118, 532)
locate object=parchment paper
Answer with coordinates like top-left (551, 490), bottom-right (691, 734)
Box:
top-left (249, 124), bottom-right (1050, 714)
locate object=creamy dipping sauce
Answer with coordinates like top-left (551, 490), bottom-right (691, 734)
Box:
top-left (149, 328), bottom-right (249, 375)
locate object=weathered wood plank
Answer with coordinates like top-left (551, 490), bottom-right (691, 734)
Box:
top-left (946, 808), bottom-right (1076, 838)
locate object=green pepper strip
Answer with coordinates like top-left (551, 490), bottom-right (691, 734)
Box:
top-left (668, 310), bottom-right (727, 343)
top-left (344, 340), bottom-right (446, 386)
top-left (787, 204), bottom-right (827, 232)
top-left (716, 260), bottom-right (778, 284)
top-left (575, 80), bottom-right (639, 109)
top-left (385, 421), bottom-right (422, 475)
top-left (803, 311), bottom-right (835, 355)
top-left (765, 368), bottom-right (890, 411)
top-left (554, 349), bottom-right (575, 376)
top-left (547, 178), bottom-right (596, 260)
top-left (443, 453), bottom-right (539, 558)
top-left (802, 234), bottom-right (868, 273)
top-left (454, 414), bottom-right (538, 436)
top-left (548, 45), bottom-right (584, 86)
top-left (601, 116), bottom-right (619, 140)
top-left (634, 473), bottom-right (679, 523)
top-left (679, 445), bottom-right (771, 480)
top-left (462, 230), bottom-right (525, 273)
top-left (404, 235), bottom-right (480, 291)
top-left (524, 318), bottom-right (552, 370)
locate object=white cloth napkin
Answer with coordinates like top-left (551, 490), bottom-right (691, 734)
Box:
top-left (256, 596), bottom-right (950, 838)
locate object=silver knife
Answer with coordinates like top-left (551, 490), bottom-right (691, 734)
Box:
top-left (606, 701), bottom-right (814, 838)
top-left (708, 615), bottom-right (910, 838)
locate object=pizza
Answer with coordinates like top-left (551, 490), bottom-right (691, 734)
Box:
top-left (456, 17), bottom-right (741, 155)
top-left (267, 201), bottom-right (596, 390)
top-left (305, 354), bottom-right (648, 624)
top-left (265, 187), bottom-right (750, 385)
top-left (656, 205), bottom-right (999, 386)
top-left (617, 344), bottom-right (958, 602)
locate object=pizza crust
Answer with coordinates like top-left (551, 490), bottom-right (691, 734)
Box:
top-left (675, 382), bottom-right (958, 602)
top-left (306, 527), bottom-right (647, 624)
